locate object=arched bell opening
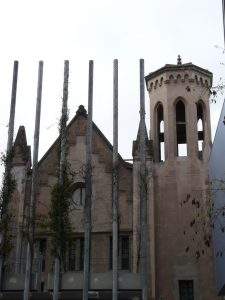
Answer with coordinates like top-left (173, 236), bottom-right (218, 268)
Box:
top-left (175, 100), bottom-right (187, 157)
top-left (196, 100), bottom-right (205, 159)
top-left (155, 103), bottom-right (165, 162)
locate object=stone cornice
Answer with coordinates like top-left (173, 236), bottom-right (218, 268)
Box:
top-left (145, 63), bottom-right (213, 87)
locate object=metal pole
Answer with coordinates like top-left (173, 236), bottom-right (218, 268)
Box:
top-left (222, 0), bottom-right (225, 46)
top-left (0, 61), bottom-right (19, 290)
top-left (139, 59), bottom-right (148, 300)
top-left (7, 61), bottom-right (19, 153)
top-left (83, 60), bottom-right (94, 300)
top-left (112, 59), bottom-right (119, 300)
top-left (23, 61), bottom-right (43, 300)
top-left (53, 60), bottom-right (70, 300)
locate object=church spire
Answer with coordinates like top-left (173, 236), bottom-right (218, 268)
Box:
top-left (177, 54), bottom-right (182, 65)
top-left (13, 126), bottom-right (31, 165)
top-left (14, 125), bottom-right (27, 147)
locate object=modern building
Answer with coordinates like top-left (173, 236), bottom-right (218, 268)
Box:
top-left (210, 99), bottom-right (225, 296)
top-left (1, 58), bottom-right (221, 299)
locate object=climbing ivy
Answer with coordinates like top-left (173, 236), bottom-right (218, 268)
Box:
top-left (48, 105), bottom-right (74, 270)
top-left (0, 150), bottom-right (16, 257)
top-left (49, 165), bottom-right (74, 266)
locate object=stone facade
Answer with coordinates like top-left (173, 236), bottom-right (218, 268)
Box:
top-left (145, 61), bottom-right (219, 300)
top-left (5, 60), bottom-right (221, 299)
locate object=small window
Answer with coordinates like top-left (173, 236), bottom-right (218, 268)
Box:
top-left (109, 235), bottom-right (130, 270)
top-left (179, 280), bottom-right (194, 300)
top-left (70, 185), bottom-right (85, 210)
top-left (68, 238), bottom-right (84, 271)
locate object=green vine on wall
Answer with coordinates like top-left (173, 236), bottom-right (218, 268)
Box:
top-left (0, 150), bottom-right (16, 257)
top-left (49, 165), bottom-right (74, 267)
top-left (48, 103), bottom-right (74, 270)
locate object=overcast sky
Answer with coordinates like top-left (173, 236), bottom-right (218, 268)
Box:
top-left (0, 0), bottom-right (225, 173)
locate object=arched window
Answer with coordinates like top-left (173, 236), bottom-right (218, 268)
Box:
top-left (156, 103), bottom-right (165, 162)
top-left (70, 183), bottom-right (85, 210)
top-left (196, 101), bottom-right (205, 158)
top-left (176, 100), bottom-right (187, 156)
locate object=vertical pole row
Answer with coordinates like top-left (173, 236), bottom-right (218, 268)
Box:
top-left (139, 59), bottom-right (148, 300)
top-left (53, 60), bottom-right (70, 300)
top-left (83, 60), bottom-right (94, 300)
top-left (112, 59), bottom-right (119, 300)
top-left (0, 61), bottom-right (19, 290)
top-left (23, 61), bottom-right (43, 300)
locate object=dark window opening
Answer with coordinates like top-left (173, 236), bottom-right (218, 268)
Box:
top-left (156, 103), bottom-right (165, 162)
top-left (109, 235), bottom-right (130, 270)
top-left (35, 238), bottom-right (46, 272)
top-left (179, 280), bottom-right (194, 300)
top-left (68, 237), bottom-right (84, 271)
top-left (41, 281), bottom-right (45, 292)
top-left (196, 101), bottom-right (204, 159)
top-left (176, 100), bottom-right (187, 156)
top-left (109, 237), bottom-right (112, 270)
top-left (121, 236), bottom-right (130, 270)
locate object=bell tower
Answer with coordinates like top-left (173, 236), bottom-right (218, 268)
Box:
top-left (145, 58), bottom-right (219, 300)
top-left (145, 56), bottom-right (212, 163)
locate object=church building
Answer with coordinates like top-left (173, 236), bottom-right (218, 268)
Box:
top-left (2, 58), bottom-right (220, 300)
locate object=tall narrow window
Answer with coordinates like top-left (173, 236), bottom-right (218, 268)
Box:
top-left (35, 238), bottom-right (47, 272)
top-left (68, 237), bottom-right (84, 271)
top-left (39, 239), bottom-right (47, 272)
top-left (156, 103), bottom-right (165, 162)
top-left (109, 235), bottom-right (130, 270)
top-left (196, 101), bottom-right (204, 159)
top-left (120, 236), bottom-right (130, 270)
top-left (176, 100), bottom-right (187, 156)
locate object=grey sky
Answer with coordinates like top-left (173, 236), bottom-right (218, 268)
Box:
top-left (0, 0), bottom-right (224, 171)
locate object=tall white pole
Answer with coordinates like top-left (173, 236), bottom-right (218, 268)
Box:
top-left (7, 61), bottom-right (19, 153)
top-left (53, 60), bottom-right (70, 300)
top-left (0, 61), bottom-right (19, 290)
top-left (112, 59), bottom-right (119, 300)
top-left (139, 59), bottom-right (148, 300)
top-left (222, 0), bottom-right (225, 46)
top-left (83, 60), bottom-right (94, 300)
top-left (23, 61), bottom-right (43, 300)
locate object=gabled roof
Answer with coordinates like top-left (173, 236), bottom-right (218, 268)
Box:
top-left (38, 105), bottom-right (132, 169)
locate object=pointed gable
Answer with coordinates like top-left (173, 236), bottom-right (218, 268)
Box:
top-left (37, 105), bottom-right (132, 181)
top-left (13, 126), bottom-right (31, 166)
top-left (132, 121), bottom-right (153, 158)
